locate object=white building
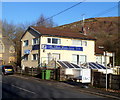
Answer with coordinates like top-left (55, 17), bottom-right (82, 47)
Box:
top-left (21, 26), bottom-right (96, 68)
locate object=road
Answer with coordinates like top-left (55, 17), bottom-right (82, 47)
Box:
top-left (2, 75), bottom-right (110, 99)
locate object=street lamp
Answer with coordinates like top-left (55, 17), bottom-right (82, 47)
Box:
top-left (104, 51), bottom-right (108, 91)
top-left (99, 46), bottom-right (108, 91)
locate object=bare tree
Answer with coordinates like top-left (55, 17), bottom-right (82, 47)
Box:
top-left (35, 14), bottom-right (57, 27)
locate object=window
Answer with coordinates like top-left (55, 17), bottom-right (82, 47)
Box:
top-left (24, 55), bottom-right (28, 60)
top-left (32, 54), bottom-right (38, 60)
top-left (82, 41), bottom-right (87, 46)
top-left (79, 55), bottom-right (87, 64)
top-left (9, 45), bottom-right (15, 53)
top-left (52, 53), bottom-right (60, 60)
top-left (47, 38), bottom-right (61, 44)
top-left (72, 39), bottom-right (82, 46)
top-left (72, 54), bottom-right (87, 65)
top-left (47, 38), bottom-right (51, 43)
top-left (9, 57), bottom-right (15, 63)
top-left (72, 54), bottom-right (78, 65)
top-left (96, 56), bottom-right (102, 64)
top-left (23, 40), bottom-right (28, 46)
top-left (32, 38), bottom-right (39, 45)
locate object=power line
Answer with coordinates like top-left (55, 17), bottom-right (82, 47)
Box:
top-left (91, 3), bottom-right (119, 18)
top-left (32, 0), bottom-right (86, 26)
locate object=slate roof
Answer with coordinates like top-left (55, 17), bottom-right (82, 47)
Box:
top-left (30, 26), bottom-right (96, 40)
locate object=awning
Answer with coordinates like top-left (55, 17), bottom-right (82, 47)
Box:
top-left (57, 61), bottom-right (84, 69)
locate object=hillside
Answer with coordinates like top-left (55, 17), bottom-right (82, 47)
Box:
top-left (56, 17), bottom-right (119, 48)
top-left (56, 17), bottom-right (120, 65)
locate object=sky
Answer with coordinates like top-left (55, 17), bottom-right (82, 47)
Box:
top-left (1, 1), bottom-right (119, 26)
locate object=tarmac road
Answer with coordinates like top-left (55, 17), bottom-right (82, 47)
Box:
top-left (2, 75), bottom-right (111, 99)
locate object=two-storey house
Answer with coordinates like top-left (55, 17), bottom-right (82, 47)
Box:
top-left (21, 26), bottom-right (96, 68)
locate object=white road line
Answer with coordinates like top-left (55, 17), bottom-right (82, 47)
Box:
top-left (11, 84), bottom-right (36, 94)
top-left (13, 75), bottom-right (29, 80)
top-left (3, 82), bottom-right (36, 95)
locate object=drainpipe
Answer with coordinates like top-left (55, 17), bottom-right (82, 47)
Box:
top-left (113, 52), bottom-right (115, 67)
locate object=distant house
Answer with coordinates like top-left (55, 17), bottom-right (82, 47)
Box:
top-left (0, 33), bottom-right (16, 65)
top-left (95, 45), bottom-right (115, 67)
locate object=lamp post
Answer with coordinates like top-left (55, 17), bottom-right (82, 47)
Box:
top-left (99, 46), bottom-right (108, 91)
top-left (104, 51), bottom-right (108, 91)
top-left (38, 37), bottom-right (41, 67)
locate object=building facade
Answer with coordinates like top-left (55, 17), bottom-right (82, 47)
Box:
top-left (0, 33), bottom-right (16, 66)
top-left (21, 26), bottom-right (96, 68)
top-left (95, 46), bottom-right (115, 67)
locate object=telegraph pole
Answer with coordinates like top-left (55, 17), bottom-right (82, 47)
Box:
top-left (104, 51), bottom-right (108, 91)
top-left (81, 14), bottom-right (86, 35)
top-left (38, 37), bottom-right (41, 67)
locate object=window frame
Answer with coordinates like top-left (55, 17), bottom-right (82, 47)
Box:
top-left (47, 37), bottom-right (61, 44)
top-left (82, 41), bottom-right (87, 46)
top-left (32, 38), bottom-right (39, 45)
top-left (72, 54), bottom-right (87, 65)
top-left (23, 40), bottom-right (29, 47)
top-left (32, 54), bottom-right (38, 61)
top-left (24, 54), bottom-right (28, 61)
top-left (72, 39), bottom-right (82, 46)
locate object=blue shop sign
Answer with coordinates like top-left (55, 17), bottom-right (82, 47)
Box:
top-left (42, 44), bottom-right (83, 51)
top-left (24, 50), bottom-right (30, 54)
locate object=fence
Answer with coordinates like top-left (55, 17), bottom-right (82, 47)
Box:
top-left (15, 67), bottom-right (63, 80)
top-left (15, 67), bottom-right (41, 76)
top-left (93, 72), bottom-right (120, 90)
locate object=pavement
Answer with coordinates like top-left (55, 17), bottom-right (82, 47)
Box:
top-left (13, 74), bottom-right (120, 100)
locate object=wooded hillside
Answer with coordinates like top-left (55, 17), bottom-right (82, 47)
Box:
top-left (56, 17), bottom-right (120, 65)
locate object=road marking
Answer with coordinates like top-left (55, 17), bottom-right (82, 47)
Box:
top-left (10, 75), bottom-right (120, 99)
top-left (13, 75), bottom-right (29, 80)
top-left (3, 82), bottom-right (36, 95)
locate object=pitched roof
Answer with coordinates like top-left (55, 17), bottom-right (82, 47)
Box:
top-left (30, 26), bottom-right (96, 40)
top-left (95, 46), bottom-right (104, 55)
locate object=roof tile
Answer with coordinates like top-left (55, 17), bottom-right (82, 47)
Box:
top-left (31, 26), bottom-right (96, 40)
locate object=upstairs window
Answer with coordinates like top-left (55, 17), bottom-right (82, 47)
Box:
top-left (72, 39), bottom-right (82, 46)
top-left (47, 38), bottom-right (61, 44)
top-left (47, 38), bottom-right (51, 43)
top-left (23, 40), bottom-right (28, 46)
top-left (82, 41), bottom-right (87, 46)
top-left (52, 38), bottom-right (60, 44)
top-left (32, 38), bottom-right (39, 45)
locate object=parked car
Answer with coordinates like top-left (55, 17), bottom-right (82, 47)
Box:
top-left (1, 65), bottom-right (14, 75)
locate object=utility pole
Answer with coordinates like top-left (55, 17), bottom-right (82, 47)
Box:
top-left (104, 51), bottom-right (108, 91)
top-left (38, 37), bottom-right (41, 67)
top-left (81, 14), bottom-right (86, 35)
